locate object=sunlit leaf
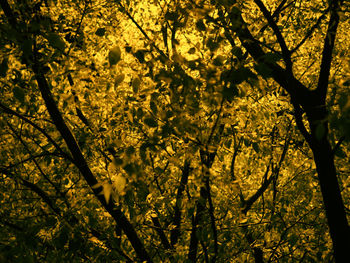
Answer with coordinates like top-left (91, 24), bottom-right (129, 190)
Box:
top-left (102, 183), bottom-right (113, 204)
top-left (113, 174), bottom-right (126, 195)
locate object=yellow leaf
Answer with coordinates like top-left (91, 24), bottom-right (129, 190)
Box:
top-left (92, 182), bottom-right (102, 189)
top-left (102, 183), bottom-right (113, 204)
top-left (113, 174), bottom-right (126, 195)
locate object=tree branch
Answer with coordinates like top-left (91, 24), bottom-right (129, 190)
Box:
top-left (171, 160), bottom-right (190, 246)
top-left (259, 0), bottom-right (289, 33)
top-left (254, 0), bottom-right (292, 69)
top-left (291, 100), bottom-right (312, 145)
top-left (114, 1), bottom-right (168, 60)
top-left (205, 177), bottom-right (218, 262)
top-left (1, 168), bottom-right (62, 216)
top-left (225, 6), bottom-right (313, 109)
top-left (32, 58), bottom-right (151, 262)
top-left (331, 136), bottom-right (345, 156)
top-left (151, 215), bottom-right (172, 251)
top-left (290, 10), bottom-right (328, 53)
top-left (242, 165), bottom-right (273, 215)
top-left (0, 102), bottom-right (73, 162)
top-left (6, 121), bottom-right (69, 206)
top-left (0, 1), bottom-right (151, 260)
top-left (316, 0), bottom-right (341, 103)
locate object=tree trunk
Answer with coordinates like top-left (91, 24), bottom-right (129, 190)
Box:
top-left (310, 138), bottom-right (350, 261)
top-left (306, 106), bottom-right (350, 261)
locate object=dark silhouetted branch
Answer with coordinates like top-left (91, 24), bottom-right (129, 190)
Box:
top-left (316, 0), bottom-right (340, 103)
top-left (171, 160), bottom-right (190, 246)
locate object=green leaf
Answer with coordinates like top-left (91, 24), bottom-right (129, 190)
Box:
top-left (136, 181), bottom-right (149, 201)
top-left (114, 74), bottom-right (125, 88)
top-left (288, 234), bottom-right (298, 246)
top-left (13, 86), bottom-right (25, 103)
top-left (113, 157), bottom-right (123, 166)
top-left (55, 226), bottom-right (69, 249)
top-left (206, 37), bottom-right (219, 52)
top-left (134, 50), bottom-right (145, 63)
top-left (222, 85), bottom-right (238, 102)
top-left (224, 139), bottom-right (232, 148)
top-left (108, 46), bottom-right (122, 66)
top-left (125, 146), bottom-right (135, 156)
top-left (123, 163), bottom-right (135, 175)
top-left (95, 28), bottom-right (106, 36)
top-left (165, 11), bottom-right (177, 21)
top-left (252, 142), bottom-right (260, 153)
top-left (139, 144), bottom-right (148, 163)
top-left (132, 78), bottom-right (141, 93)
top-left (342, 79), bottom-right (350, 86)
top-left (213, 55), bottom-right (225, 66)
top-left (0, 57), bottom-right (9, 77)
top-left (195, 19), bottom-right (206, 31)
top-left (144, 117), bottom-right (158, 127)
top-left (47, 32), bottom-right (66, 51)
top-left (188, 47), bottom-right (196, 54)
top-left (69, 235), bottom-right (83, 252)
top-left (136, 107), bottom-right (144, 119)
top-left (187, 206), bottom-right (195, 218)
top-left (230, 67), bottom-right (256, 84)
top-left (231, 46), bottom-right (244, 59)
top-left (125, 45), bottom-right (132, 53)
top-left (150, 101), bottom-right (157, 114)
top-left (334, 147), bottom-right (346, 158)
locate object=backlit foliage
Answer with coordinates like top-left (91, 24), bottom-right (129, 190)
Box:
top-left (0, 0), bottom-right (349, 262)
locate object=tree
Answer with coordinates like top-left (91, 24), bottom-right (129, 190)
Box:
top-left (216, 0), bottom-right (350, 260)
top-left (0, 0), bottom-right (349, 262)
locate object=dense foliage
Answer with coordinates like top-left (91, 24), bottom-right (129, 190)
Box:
top-left (1, 0), bottom-right (349, 262)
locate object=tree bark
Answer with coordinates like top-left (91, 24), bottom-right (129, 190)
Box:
top-left (311, 141), bottom-right (350, 260)
top-left (307, 111), bottom-right (350, 261)
top-left (225, 3), bottom-right (350, 259)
